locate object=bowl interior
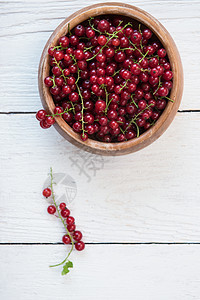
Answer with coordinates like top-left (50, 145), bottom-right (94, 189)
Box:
top-left (39, 3), bottom-right (183, 154)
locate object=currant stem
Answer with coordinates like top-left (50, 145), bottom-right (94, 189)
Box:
top-left (138, 50), bottom-right (149, 63)
top-left (163, 96), bottom-right (174, 102)
top-left (130, 95), bottom-right (138, 108)
top-left (86, 22), bottom-right (132, 62)
top-left (124, 103), bottom-right (153, 133)
top-left (53, 58), bottom-right (68, 84)
top-left (49, 167), bottom-right (74, 268)
top-left (153, 76), bottom-right (162, 95)
top-left (46, 108), bottom-right (72, 118)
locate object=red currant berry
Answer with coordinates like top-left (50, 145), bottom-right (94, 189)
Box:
top-left (142, 28), bottom-right (152, 39)
top-left (59, 36), bottom-right (69, 47)
top-left (73, 231), bottom-right (82, 241)
top-left (86, 27), bottom-right (95, 38)
top-left (75, 241), bottom-right (85, 251)
top-left (162, 70), bottom-right (173, 81)
top-left (73, 121), bottom-right (82, 133)
top-left (95, 100), bottom-right (106, 113)
top-left (59, 203), bottom-right (66, 210)
top-left (40, 120), bottom-right (51, 129)
top-left (61, 208), bottom-right (70, 218)
top-left (74, 24), bottom-right (85, 37)
top-left (97, 19), bottom-right (110, 32)
top-left (45, 116), bottom-right (55, 125)
top-left (157, 48), bottom-right (167, 58)
top-left (131, 31), bottom-right (142, 44)
top-left (44, 76), bottom-right (53, 87)
top-left (62, 234), bottom-right (71, 244)
top-left (81, 132), bottom-right (88, 141)
top-left (158, 86), bottom-right (169, 97)
top-left (67, 224), bottom-right (76, 232)
top-left (66, 216), bottom-right (75, 225)
top-left (97, 35), bottom-right (107, 46)
top-left (53, 50), bottom-right (64, 61)
top-left (43, 188), bottom-right (51, 198)
top-left (47, 205), bottom-right (56, 214)
top-left (36, 110), bottom-right (47, 121)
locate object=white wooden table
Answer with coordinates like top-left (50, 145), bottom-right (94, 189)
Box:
top-left (1, 0), bottom-right (200, 299)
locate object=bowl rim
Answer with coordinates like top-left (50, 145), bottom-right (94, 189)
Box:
top-left (38, 2), bottom-right (183, 155)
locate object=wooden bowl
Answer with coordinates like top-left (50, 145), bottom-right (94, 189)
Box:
top-left (38, 2), bottom-right (183, 156)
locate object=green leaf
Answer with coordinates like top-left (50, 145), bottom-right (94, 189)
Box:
top-left (61, 260), bottom-right (73, 276)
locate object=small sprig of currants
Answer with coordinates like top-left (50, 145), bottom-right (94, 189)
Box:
top-left (43, 168), bottom-right (85, 276)
top-left (36, 16), bottom-right (174, 142)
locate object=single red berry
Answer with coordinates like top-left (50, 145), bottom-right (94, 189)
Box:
top-left (59, 36), bottom-right (69, 47)
top-left (63, 112), bottom-right (73, 123)
top-left (48, 47), bottom-right (55, 56)
top-left (95, 100), bottom-right (106, 113)
top-left (109, 120), bottom-right (119, 130)
top-left (44, 76), bottom-right (53, 87)
top-left (74, 24), bottom-right (85, 37)
top-left (75, 241), bottom-right (85, 251)
top-left (142, 28), bottom-right (152, 39)
top-left (97, 35), bottom-right (107, 46)
top-left (36, 110), bottom-right (47, 121)
top-left (50, 86), bottom-right (61, 95)
top-left (130, 31), bottom-right (142, 44)
top-left (156, 99), bottom-right (167, 110)
top-left (162, 70), bottom-right (173, 81)
top-left (54, 106), bottom-right (63, 115)
top-left (112, 38), bottom-right (120, 47)
top-left (66, 216), bottom-right (75, 225)
top-left (53, 50), bottom-right (64, 61)
top-left (157, 48), bottom-right (167, 58)
top-left (69, 35), bottom-right (79, 46)
top-left (61, 208), bottom-right (70, 218)
top-left (47, 205), bottom-right (56, 214)
top-left (73, 121), bottom-right (82, 133)
top-left (81, 132), bottom-right (88, 141)
top-left (67, 224), bottom-right (76, 232)
top-left (130, 63), bottom-right (141, 75)
top-left (43, 188), bottom-right (51, 198)
top-left (158, 86), bottom-right (169, 97)
top-left (40, 120), bottom-right (51, 129)
top-left (150, 68), bottom-right (159, 77)
top-left (73, 231), bottom-right (83, 241)
top-left (97, 19), bottom-right (110, 32)
top-left (62, 234), bottom-right (71, 244)
top-left (45, 116), bottom-right (55, 126)
top-left (59, 202), bottom-right (66, 210)
top-left (157, 65), bottom-right (164, 76)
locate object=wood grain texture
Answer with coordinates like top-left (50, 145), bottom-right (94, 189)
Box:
top-left (1, 112), bottom-right (200, 243)
top-left (1, 1), bottom-right (200, 298)
top-left (0, 0), bottom-right (199, 111)
top-left (1, 244), bottom-right (200, 300)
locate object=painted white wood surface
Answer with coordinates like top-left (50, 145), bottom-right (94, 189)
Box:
top-left (1, 1), bottom-right (200, 299)
top-left (1, 112), bottom-right (200, 243)
top-left (1, 244), bottom-right (200, 300)
top-left (0, 0), bottom-right (200, 111)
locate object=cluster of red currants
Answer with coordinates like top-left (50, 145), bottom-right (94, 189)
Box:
top-left (36, 15), bottom-right (173, 142)
top-left (43, 187), bottom-right (85, 251)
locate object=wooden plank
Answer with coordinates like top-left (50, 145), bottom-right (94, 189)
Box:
top-left (0, 244), bottom-right (200, 299)
top-left (0, 0), bottom-right (199, 111)
top-left (0, 112), bottom-right (200, 243)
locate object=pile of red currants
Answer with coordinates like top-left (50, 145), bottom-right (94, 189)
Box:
top-left (36, 15), bottom-right (173, 142)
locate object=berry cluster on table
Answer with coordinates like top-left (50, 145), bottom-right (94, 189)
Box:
top-left (36, 15), bottom-right (173, 143)
top-left (43, 168), bottom-right (84, 275)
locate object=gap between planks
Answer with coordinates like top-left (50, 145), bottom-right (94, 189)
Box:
top-left (0, 110), bottom-right (200, 115)
top-left (1, 242), bottom-right (200, 245)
